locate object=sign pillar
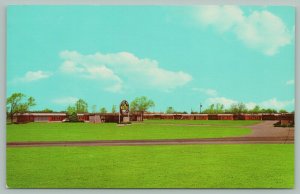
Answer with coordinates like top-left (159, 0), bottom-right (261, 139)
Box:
top-left (119, 100), bottom-right (130, 124)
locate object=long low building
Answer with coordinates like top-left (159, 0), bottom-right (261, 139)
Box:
top-left (14, 113), bottom-right (88, 123)
top-left (13, 112), bottom-right (294, 124)
top-left (13, 113), bottom-right (142, 124)
top-left (142, 113), bottom-right (294, 122)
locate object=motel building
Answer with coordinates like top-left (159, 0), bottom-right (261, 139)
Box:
top-left (13, 112), bottom-right (294, 125)
top-left (14, 113), bottom-right (87, 123)
top-left (13, 112), bottom-right (140, 124)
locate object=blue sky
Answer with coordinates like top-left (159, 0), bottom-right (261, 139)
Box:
top-left (7, 6), bottom-right (295, 112)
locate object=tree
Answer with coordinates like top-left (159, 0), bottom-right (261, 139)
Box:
top-left (66, 106), bottom-right (78, 122)
top-left (130, 96), bottom-right (155, 121)
top-left (92, 105), bottom-right (97, 113)
top-left (112, 105), bottom-right (117, 113)
top-left (250, 105), bottom-right (261, 114)
top-left (66, 105), bottom-right (76, 115)
top-left (215, 103), bottom-right (224, 113)
top-left (279, 109), bottom-right (288, 113)
top-left (202, 103), bottom-right (224, 114)
top-left (264, 108), bottom-right (277, 113)
top-left (166, 106), bottom-right (175, 114)
top-left (237, 103), bottom-right (247, 113)
top-left (228, 104), bottom-right (237, 113)
top-left (69, 112), bottom-right (79, 122)
top-left (75, 99), bottom-right (88, 113)
top-left (66, 99), bottom-right (88, 114)
top-left (6, 106), bottom-right (9, 121)
top-left (100, 107), bottom-right (107, 113)
top-left (228, 102), bottom-right (247, 114)
top-left (208, 104), bottom-right (215, 113)
top-left (203, 104), bottom-right (214, 114)
top-left (38, 108), bottom-right (53, 113)
top-left (6, 93), bottom-right (36, 123)
top-left (65, 99), bottom-right (88, 122)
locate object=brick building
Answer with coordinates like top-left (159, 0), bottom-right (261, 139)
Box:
top-left (13, 112), bottom-right (294, 124)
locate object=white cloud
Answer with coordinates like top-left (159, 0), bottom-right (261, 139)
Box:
top-left (196, 6), bottom-right (292, 55)
top-left (260, 98), bottom-right (294, 110)
top-left (52, 97), bottom-right (79, 105)
top-left (16, 70), bottom-right (52, 82)
top-left (197, 6), bottom-right (244, 32)
top-left (59, 51), bottom-right (123, 92)
top-left (206, 97), bottom-right (237, 108)
top-left (206, 96), bottom-right (294, 110)
top-left (192, 87), bottom-right (217, 96)
top-left (59, 50), bottom-right (192, 92)
top-left (286, 79), bottom-right (294, 85)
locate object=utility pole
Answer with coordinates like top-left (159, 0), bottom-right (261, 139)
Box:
top-left (200, 103), bottom-right (202, 114)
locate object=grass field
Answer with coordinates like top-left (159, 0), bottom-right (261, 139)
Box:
top-left (7, 144), bottom-right (294, 188)
top-left (6, 120), bottom-right (257, 142)
top-left (6, 120), bottom-right (294, 188)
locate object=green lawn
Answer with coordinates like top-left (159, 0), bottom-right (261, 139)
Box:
top-left (7, 144), bottom-right (294, 188)
top-left (6, 121), bottom-right (253, 142)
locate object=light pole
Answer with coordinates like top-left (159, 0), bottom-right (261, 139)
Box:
top-left (200, 103), bottom-right (202, 114)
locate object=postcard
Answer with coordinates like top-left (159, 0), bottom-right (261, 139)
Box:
top-left (6, 5), bottom-right (294, 188)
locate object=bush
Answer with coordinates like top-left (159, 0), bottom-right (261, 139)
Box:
top-left (67, 112), bottom-right (82, 122)
top-left (273, 121), bottom-right (294, 128)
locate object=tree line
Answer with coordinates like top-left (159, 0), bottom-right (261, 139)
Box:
top-left (6, 92), bottom-right (291, 123)
top-left (201, 103), bottom-right (289, 114)
top-left (166, 103), bottom-right (289, 114)
top-left (6, 93), bottom-right (155, 122)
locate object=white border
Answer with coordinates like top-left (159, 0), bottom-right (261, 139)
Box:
top-left (0, 0), bottom-right (298, 194)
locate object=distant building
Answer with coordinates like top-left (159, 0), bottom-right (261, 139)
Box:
top-left (13, 113), bottom-right (141, 124)
top-left (13, 112), bottom-right (294, 124)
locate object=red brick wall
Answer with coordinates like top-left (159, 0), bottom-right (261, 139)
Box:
top-left (49, 116), bottom-right (67, 121)
top-left (161, 115), bottom-right (174, 120)
top-left (181, 115), bottom-right (194, 120)
top-left (194, 115), bottom-right (208, 120)
top-left (208, 114), bottom-right (218, 120)
top-left (16, 115), bottom-right (34, 123)
top-left (262, 114), bottom-right (279, 120)
top-left (244, 115), bottom-right (262, 120)
top-left (218, 115), bottom-right (233, 120)
top-left (278, 114), bottom-right (294, 121)
top-left (15, 113), bottom-right (294, 123)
